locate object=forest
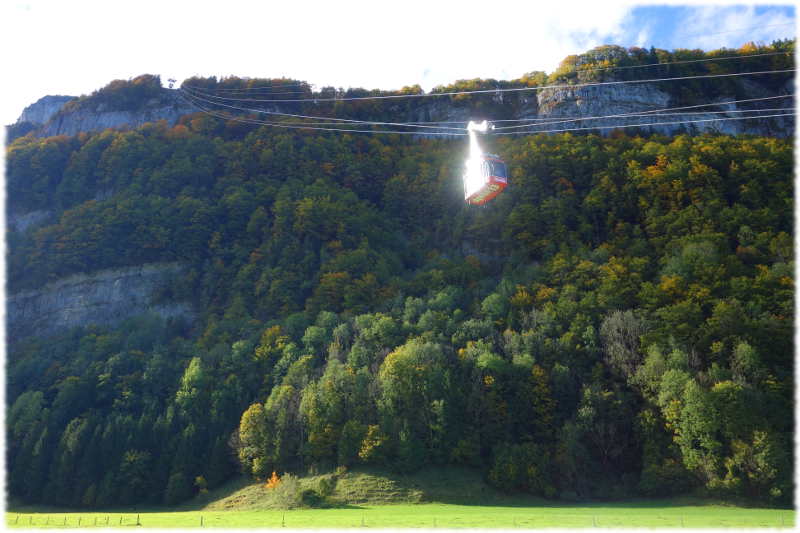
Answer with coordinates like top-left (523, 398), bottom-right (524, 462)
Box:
top-left (6, 42), bottom-right (794, 509)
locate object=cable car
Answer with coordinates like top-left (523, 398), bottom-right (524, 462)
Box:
top-left (463, 120), bottom-right (507, 205)
top-left (464, 153), bottom-right (508, 205)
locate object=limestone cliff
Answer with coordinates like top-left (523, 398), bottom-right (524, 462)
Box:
top-left (16, 95), bottom-right (76, 125)
top-left (407, 77), bottom-right (793, 138)
top-left (533, 77), bottom-right (794, 137)
top-left (38, 90), bottom-right (194, 137)
top-left (12, 74), bottom-right (794, 141)
top-left (7, 263), bottom-right (193, 341)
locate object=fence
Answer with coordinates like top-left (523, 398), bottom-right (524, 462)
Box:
top-left (4, 511), bottom-right (794, 528)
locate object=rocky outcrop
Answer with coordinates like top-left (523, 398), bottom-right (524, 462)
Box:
top-left (13, 72), bottom-right (795, 141)
top-left (16, 95), bottom-right (76, 125)
top-left (8, 209), bottom-right (54, 234)
top-left (407, 78), bottom-right (792, 139)
top-left (531, 78), bottom-right (794, 137)
top-left (7, 263), bottom-right (193, 340)
top-left (39, 91), bottom-right (194, 137)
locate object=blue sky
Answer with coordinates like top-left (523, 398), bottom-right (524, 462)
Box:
top-left (616, 5), bottom-right (795, 51)
top-left (0, 1), bottom-right (796, 127)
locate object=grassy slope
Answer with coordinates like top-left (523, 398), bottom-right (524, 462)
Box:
top-left (192, 466), bottom-right (514, 510)
top-left (6, 467), bottom-right (796, 528)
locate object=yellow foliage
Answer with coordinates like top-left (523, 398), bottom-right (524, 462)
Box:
top-left (663, 399), bottom-right (682, 432)
top-left (535, 286), bottom-right (556, 303)
top-left (739, 41), bottom-right (759, 54)
top-left (359, 425), bottom-right (387, 463)
top-left (687, 284), bottom-right (711, 302)
top-left (659, 275), bottom-right (683, 297)
top-left (510, 287), bottom-right (534, 308)
top-left (600, 256), bottom-right (627, 280)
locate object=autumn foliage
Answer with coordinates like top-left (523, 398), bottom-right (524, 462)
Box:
top-left (5, 39), bottom-right (795, 509)
top-left (266, 471), bottom-right (281, 490)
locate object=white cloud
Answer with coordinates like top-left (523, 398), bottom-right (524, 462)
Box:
top-left (675, 5), bottom-right (796, 50)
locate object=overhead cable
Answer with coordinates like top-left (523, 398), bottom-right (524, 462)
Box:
top-left (182, 68), bottom-right (795, 104)
top-left (494, 112), bottom-right (795, 136)
top-left (180, 51), bottom-right (792, 100)
top-left (494, 94), bottom-right (795, 130)
top-left (184, 86), bottom-right (793, 132)
top-left (387, 94), bottom-right (796, 126)
top-left (182, 87), bottom-right (793, 137)
top-left (177, 90), bottom-right (466, 135)
top-left (180, 88), bottom-right (464, 131)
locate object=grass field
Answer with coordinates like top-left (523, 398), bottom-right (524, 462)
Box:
top-left (5, 502), bottom-right (795, 528)
top-left (7, 467), bottom-right (795, 528)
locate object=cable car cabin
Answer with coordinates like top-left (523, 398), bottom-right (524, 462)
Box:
top-left (464, 154), bottom-right (508, 205)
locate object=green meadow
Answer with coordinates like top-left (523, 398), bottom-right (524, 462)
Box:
top-left (5, 502), bottom-right (795, 528)
top-left (7, 468), bottom-right (795, 528)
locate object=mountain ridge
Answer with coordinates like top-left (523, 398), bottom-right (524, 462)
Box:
top-left (7, 42), bottom-right (795, 142)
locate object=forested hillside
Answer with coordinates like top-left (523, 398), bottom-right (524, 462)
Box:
top-left (6, 43), bottom-right (794, 509)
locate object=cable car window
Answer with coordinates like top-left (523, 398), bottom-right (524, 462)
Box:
top-left (492, 161), bottom-right (507, 178)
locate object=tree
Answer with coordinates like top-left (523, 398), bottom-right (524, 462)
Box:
top-left (238, 403), bottom-right (268, 477)
top-left (164, 472), bottom-right (192, 505)
top-left (600, 309), bottom-right (647, 381)
top-left (378, 338), bottom-right (449, 455)
top-left (118, 450), bottom-right (152, 504)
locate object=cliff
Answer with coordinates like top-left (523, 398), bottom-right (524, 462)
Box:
top-left (38, 89), bottom-right (194, 137)
top-left (11, 71), bottom-right (794, 141)
top-left (532, 77), bottom-right (794, 137)
top-left (16, 95), bottom-right (76, 125)
top-left (8, 209), bottom-right (54, 234)
top-left (7, 263), bottom-right (193, 341)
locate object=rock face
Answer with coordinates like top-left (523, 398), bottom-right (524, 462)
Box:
top-left (7, 263), bottom-right (193, 341)
top-left (38, 91), bottom-right (195, 137)
top-left (407, 81), bottom-right (793, 139)
top-left (14, 76), bottom-right (794, 141)
top-left (8, 209), bottom-right (54, 234)
top-left (16, 95), bottom-right (76, 125)
top-left (532, 78), bottom-right (794, 137)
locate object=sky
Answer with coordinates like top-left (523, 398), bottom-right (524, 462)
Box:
top-left (0, 0), bottom-right (796, 126)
